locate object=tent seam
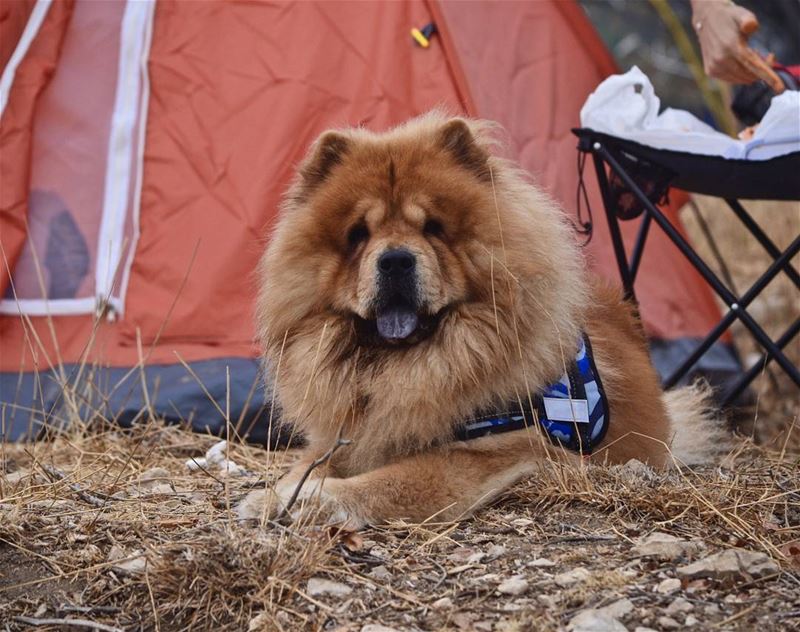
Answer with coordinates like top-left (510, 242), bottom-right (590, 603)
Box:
top-left (0, 0), bottom-right (53, 118)
top-left (118, 0), bottom-right (156, 316)
top-left (95, 0), bottom-right (154, 318)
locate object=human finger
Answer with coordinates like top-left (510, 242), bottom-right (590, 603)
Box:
top-left (733, 6), bottom-right (759, 37)
top-left (740, 47), bottom-right (785, 92)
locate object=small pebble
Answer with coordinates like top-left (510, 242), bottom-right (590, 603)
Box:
top-left (497, 576), bottom-right (529, 596)
top-left (655, 577), bottom-right (681, 594)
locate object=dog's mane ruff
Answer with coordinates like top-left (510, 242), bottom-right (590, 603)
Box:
top-left (256, 112), bottom-right (590, 474)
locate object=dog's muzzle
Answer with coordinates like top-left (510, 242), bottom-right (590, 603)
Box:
top-left (375, 248), bottom-right (419, 341)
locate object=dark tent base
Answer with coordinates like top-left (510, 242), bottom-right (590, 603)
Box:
top-left (0, 357), bottom-right (281, 446)
top-left (1, 340), bottom-right (742, 444)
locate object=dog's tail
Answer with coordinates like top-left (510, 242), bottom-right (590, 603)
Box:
top-left (664, 382), bottom-right (730, 466)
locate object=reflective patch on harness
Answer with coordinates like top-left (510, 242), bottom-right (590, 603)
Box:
top-left (543, 397), bottom-right (590, 423)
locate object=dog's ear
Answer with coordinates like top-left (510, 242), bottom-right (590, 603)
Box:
top-left (300, 131), bottom-right (350, 190)
top-left (439, 119), bottom-right (489, 180)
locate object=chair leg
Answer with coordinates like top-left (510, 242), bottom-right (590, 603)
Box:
top-left (590, 152), bottom-right (637, 303)
top-left (594, 143), bottom-right (800, 390)
top-left (726, 199), bottom-right (800, 290)
top-left (663, 233), bottom-right (800, 387)
top-left (721, 316), bottom-right (800, 405)
top-left (630, 213), bottom-right (652, 283)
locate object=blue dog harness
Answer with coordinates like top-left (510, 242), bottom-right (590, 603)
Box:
top-left (455, 334), bottom-right (609, 455)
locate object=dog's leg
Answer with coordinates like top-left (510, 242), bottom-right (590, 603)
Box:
top-left (239, 434), bottom-right (575, 527)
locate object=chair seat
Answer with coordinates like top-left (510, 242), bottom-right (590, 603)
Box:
top-left (574, 128), bottom-right (800, 201)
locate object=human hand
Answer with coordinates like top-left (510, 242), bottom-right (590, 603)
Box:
top-left (691, 0), bottom-right (784, 92)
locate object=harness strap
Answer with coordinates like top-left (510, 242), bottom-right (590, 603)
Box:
top-left (455, 334), bottom-right (609, 455)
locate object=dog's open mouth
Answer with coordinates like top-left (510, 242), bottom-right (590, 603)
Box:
top-left (355, 299), bottom-right (443, 347)
top-left (376, 298), bottom-right (419, 341)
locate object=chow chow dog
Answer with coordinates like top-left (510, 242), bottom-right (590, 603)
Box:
top-left (238, 112), bottom-right (722, 528)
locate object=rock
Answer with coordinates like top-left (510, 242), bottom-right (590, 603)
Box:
top-left (530, 557), bottom-right (556, 568)
top-left (537, 594), bottom-right (558, 608)
top-left (369, 565), bottom-right (392, 581)
top-left (447, 547), bottom-right (484, 564)
top-left (633, 532), bottom-right (703, 561)
top-left (432, 597), bottom-right (453, 610)
top-left (703, 603), bottom-right (721, 616)
top-left (107, 545), bottom-right (146, 575)
top-left (598, 598), bottom-right (634, 619)
top-left (486, 544), bottom-right (506, 559)
top-left (555, 567), bottom-right (591, 587)
top-left (568, 609), bottom-right (627, 632)
top-left (685, 615), bottom-right (699, 626)
top-left (657, 616), bottom-right (680, 630)
top-left (306, 577), bottom-right (352, 597)
top-left (143, 482), bottom-right (173, 495)
top-left (677, 548), bottom-right (780, 582)
top-left (655, 578), bottom-right (681, 594)
top-left (248, 612), bottom-right (269, 631)
top-left (138, 467), bottom-right (170, 486)
top-left (361, 626), bottom-right (400, 632)
top-left (450, 613), bottom-right (474, 630)
top-left (614, 458), bottom-right (656, 482)
top-left (497, 576), bottom-right (529, 595)
top-left (4, 470), bottom-right (31, 485)
top-left (665, 597), bottom-right (693, 616)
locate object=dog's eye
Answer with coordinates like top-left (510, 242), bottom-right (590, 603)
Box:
top-left (423, 218), bottom-right (444, 238)
top-left (347, 224), bottom-right (369, 249)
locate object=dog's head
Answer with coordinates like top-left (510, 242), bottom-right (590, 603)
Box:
top-left (258, 112), bottom-right (586, 375)
top-left (262, 115), bottom-right (508, 348)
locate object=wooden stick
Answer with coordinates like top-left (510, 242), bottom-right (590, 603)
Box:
top-left (13, 615), bottom-right (123, 632)
top-left (40, 464), bottom-right (109, 508)
top-left (281, 438), bottom-right (352, 517)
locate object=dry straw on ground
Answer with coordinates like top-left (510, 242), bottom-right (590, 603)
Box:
top-left (0, 196), bottom-right (798, 631)
top-left (1, 419), bottom-right (798, 631)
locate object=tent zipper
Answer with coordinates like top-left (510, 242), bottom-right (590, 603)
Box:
top-left (94, 0), bottom-right (155, 320)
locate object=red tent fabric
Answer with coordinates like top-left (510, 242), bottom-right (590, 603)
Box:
top-left (0, 0), bottom-right (729, 441)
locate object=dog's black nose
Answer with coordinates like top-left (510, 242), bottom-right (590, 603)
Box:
top-left (378, 248), bottom-right (415, 276)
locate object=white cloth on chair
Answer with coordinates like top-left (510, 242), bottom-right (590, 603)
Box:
top-left (580, 66), bottom-right (800, 161)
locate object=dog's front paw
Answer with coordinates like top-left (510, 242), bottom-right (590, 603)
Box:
top-left (236, 487), bottom-right (285, 522)
top-left (237, 479), bottom-right (366, 529)
top-left (276, 477), bottom-right (365, 529)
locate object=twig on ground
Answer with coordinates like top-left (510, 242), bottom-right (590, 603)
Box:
top-left (40, 464), bottom-right (110, 508)
top-left (281, 438), bottom-right (352, 517)
top-left (59, 606), bottom-right (121, 615)
top-left (13, 616), bottom-right (123, 632)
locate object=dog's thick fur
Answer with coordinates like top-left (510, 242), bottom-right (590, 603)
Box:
top-left (238, 113), bottom-right (722, 528)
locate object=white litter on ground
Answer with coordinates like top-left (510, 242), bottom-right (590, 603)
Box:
top-left (185, 440), bottom-right (246, 476)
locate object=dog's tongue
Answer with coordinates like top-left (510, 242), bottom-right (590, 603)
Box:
top-left (376, 305), bottom-right (419, 340)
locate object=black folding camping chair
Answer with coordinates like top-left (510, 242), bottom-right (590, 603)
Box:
top-left (573, 128), bottom-right (800, 405)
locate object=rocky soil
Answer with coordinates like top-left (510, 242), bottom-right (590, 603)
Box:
top-left (1, 426), bottom-right (798, 631)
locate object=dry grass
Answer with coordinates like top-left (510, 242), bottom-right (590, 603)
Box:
top-left (0, 196), bottom-right (797, 630)
top-left (1, 420), bottom-right (798, 630)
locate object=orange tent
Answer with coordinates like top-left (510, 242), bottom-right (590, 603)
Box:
top-left (0, 0), bottom-right (736, 442)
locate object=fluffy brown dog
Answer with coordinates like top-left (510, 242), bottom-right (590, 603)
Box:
top-left (238, 113), bottom-right (722, 528)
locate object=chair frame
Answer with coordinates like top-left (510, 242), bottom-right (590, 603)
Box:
top-left (577, 132), bottom-right (800, 405)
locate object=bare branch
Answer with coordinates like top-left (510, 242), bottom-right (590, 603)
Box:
top-left (281, 438), bottom-right (352, 517)
top-left (14, 615), bottom-right (123, 632)
top-left (40, 464), bottom-right (110, 508)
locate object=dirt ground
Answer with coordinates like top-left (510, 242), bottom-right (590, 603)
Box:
top-left (0, 420), bottom-right (798, 632)
top-left (0, 196), bottom-right (797, 631)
